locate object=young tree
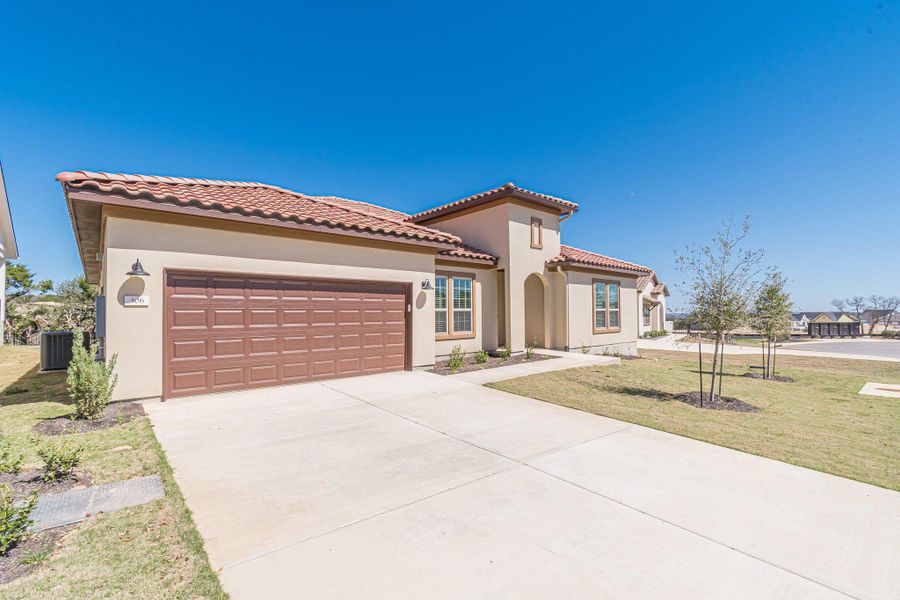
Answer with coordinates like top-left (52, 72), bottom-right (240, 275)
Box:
top-left (754, 271), bottom-right (793, 378)
top-left (846, 296), bottom-right (869, 323)
top-left (676, 217), bottom-right (764, 405)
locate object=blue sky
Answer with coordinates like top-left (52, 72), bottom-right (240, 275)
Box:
top-left (1, 1), bottom-right (897, 310)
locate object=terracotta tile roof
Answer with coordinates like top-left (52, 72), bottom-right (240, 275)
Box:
top-left (637, 273), bottom-right (655, 290)
top-left (437, 243), bottom-right (497, 264)
top-left (548, 245), bottom-right (652, 275)
top-left (407, 182), bottom-right (579, 223)
top-left (56, 171), bottom-right (460, 247)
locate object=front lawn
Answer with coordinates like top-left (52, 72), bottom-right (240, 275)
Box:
top-left (491, 350), bottom-right (900, 491)
top-left (0, 346), bottom-right (226, 599)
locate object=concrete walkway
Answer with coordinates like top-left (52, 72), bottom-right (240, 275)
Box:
top-left (145, 372), bottom-right (900, 599)
top-left (639, 334), bottom-right (900, 362)
top-left (449, 349), bottom-right (618, 384)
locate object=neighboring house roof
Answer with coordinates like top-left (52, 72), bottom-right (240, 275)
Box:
top-left (0, 161), bottom-right (19, 260)
top-left (810, 312), bottom-right (859, 323)
top-left (437, 244), bottom-right (498, 265)
top-left (56, 171), bottom-right (461, 247)
top-left (636, 272), bottom-right (670, 296)
top-left (791, 312), bottom-right (818, 320)
top-left (407, 182), bottom-right (579, 223)
top-left (547, 245), bottom-right (652, 275)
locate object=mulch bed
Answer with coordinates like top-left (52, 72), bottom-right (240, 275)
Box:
top-left (431, 353), bottom-right (557, 375)
top-left (0, 524), bottom-right (76, 585)
top-left (674, 391), bottom-right (761, 413)
top-left (0, 469), bottom-right (91, 503)
top-left (32, 402), bottom-right (145, 436)
top-left (742, 373), bottom-right (795, 383)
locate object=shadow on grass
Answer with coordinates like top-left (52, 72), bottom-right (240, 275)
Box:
top-left (605, 386), bottom-right (674, 401)
top-left (0, 362), bottom-right (70, 408)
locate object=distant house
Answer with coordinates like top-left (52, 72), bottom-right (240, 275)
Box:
top-left (859, 309), bottom-right (900, 334)
top-left (790, 312), bottom-right (817, 332)
top-left (808, 312), bottom-right (861, 338)
top-left (0, 161), bottom-right (20, 345)
top-left (636, 272), bottom-right (669, 336)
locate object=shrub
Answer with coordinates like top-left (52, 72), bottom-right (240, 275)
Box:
top-left (580, 343), bottom-right (591, 354)
top-left (498, 346), bottom-right (512, 360)
top-left (0, 435), bottom-right (23, 475)
top-left (3, 385), bottom-right (28, 396)
top-left (67, 329), bottom-right (118, 420)
top-left (642, 330), bottom-right (668, 338)
top-left (447, 345), bottom-right (466, 372)
top-left (37, 440), bottom-right (83, 482)
top-left (882, 330), bottom-right (900, 339)
top-left (474, 350), bottom-right (489, 364)
top-left (1, 483), bottom-right (37, 555)
top-left (525, 339), bottom-right (536, 359)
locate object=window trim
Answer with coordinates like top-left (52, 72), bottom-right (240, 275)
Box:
top-left (592, 279), bottom-right (622, 334)
top-left (530, 217), bottom-right (543, 249)
top-left (436, 270), bottom-right (477, 340)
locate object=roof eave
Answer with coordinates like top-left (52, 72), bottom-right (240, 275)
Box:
top-left (548, 260), bottom-right (649, 277)
top-left (0, 161), bottom-right (19, 260)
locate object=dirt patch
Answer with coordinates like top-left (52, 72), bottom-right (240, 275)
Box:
top-left (742, 373), bottom-right (795, 383)
top-left (32, 402), bottom-right (145, 436)
top-left (0, 469), bottom-right (91, 503)
top-left (674, 391), bottom-right (761, 413)
top-left (431, 353), bottom-right (557, 375)
top-left (0, 524), bottom-right (76, 585)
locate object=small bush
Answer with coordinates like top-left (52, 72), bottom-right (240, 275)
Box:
top-left (68, 329), bottom-right (119, 420)
top-left (498, 346), bottom-right (512, 360)
top-left (580, 343), bottom-right (591, 354)
top-left (3, 385), bottom-right (28, 396)
top-left (0, 435), bottom-right (24, 475)
top-left (37, 440), bottom-right (83, 482)
top-left (474, 350), bottom-right (489, 364)
top-left (447, 345), bottom-right (466, 372)
top-left (642, 330), bottom-right (668, 338)
top-left (525, 339), bottom-right (536, 359)
top-left (1, 483), bottom-right (37, 555)
top-left (882, 330), bottom-right (900, 339)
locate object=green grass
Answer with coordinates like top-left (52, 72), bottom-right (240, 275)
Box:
top-left (0, 346), bottom-right (226, 599)
top-left (491, 349), bottom-right (900, 491)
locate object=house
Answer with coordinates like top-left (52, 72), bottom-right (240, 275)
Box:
top-left (0, 161), bottom-right (20, 345)
top-left (807, 312), bottom-right (861, 337)
top-left (58, 172), bottom-right (655, 401)
top-left (790, 312), bottom-right (818, 332)
top-left (636, 272), bottom-right (669, 336)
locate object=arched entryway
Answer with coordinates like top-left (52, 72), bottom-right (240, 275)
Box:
top-left (524, 273), bottom-right (546, 347)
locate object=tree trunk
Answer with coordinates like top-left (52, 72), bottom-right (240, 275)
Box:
top-left (718, 337), bottom-right (725, 397)
top-left (761, 341), bottom-right (766, 379)
top-left (708, 336), bottom-right (721, 404)
top-left (698, 332), bottom-right (704, 408)
top-left (772, 339), bottom-right (777, 377)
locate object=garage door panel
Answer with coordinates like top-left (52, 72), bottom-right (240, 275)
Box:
top-left (165, 272), bottom-right (408, 398)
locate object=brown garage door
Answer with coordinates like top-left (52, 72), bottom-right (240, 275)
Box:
top-left (164, 271), bottom-right (410, 399)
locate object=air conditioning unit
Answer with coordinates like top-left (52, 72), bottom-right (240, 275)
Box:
top-left (40, 331), bottom-right (91, 371)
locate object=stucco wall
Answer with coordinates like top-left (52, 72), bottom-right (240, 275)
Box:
top-left (102, 214), bottom-right (438, 401)
top-left (566, 270), bottom-right (639, 356)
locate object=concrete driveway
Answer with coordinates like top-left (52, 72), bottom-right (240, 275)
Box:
top-left (145, 371), bottom-right (900, 599)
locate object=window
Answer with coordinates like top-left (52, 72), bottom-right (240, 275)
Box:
top-left (435, 272), bottom-right (475, 338)
top-left (593, 280), bottom-right (621, 333)
top-left (643, 306), bottom-right (651, 327)
top-left (530, 217), bottom-right (543, 249)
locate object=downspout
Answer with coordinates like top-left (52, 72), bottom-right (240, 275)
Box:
top-left (556, 211), bottom-right (574, 351)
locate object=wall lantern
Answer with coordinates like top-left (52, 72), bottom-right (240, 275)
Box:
top-left (421, 279), bottom-right (434, 291)
top-left (126, 259), bottom-right (150, 277)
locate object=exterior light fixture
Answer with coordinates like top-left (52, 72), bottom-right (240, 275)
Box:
top-left (126, 259), bottom-right (150, 277)
top-left (421, 279), bottom-right (434, 291)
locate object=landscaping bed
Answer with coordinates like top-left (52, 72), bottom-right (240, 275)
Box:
top-left (0, 470), bottom-right (90, 503)
top-left (32, 402), bottom-right (145, 436)
top-left (431, 352), bottom-right (557, 375)
top-left (0, 525), bottom-right (75, 586)
top-left (742, 372), bottom-right (795, 383)
top-left (673, 391), bottom-right (760, 413)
